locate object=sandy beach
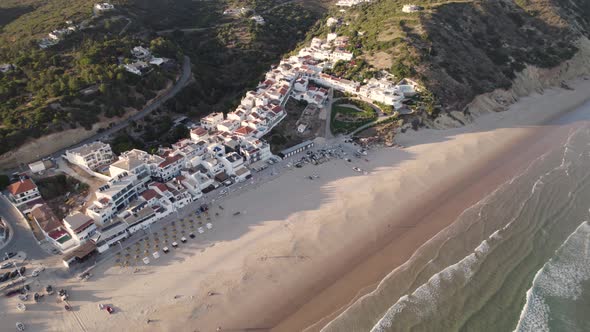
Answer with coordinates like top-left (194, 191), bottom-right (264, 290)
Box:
top-left (2, 77), bottom-right (590, 332)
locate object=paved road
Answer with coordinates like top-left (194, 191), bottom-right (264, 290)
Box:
top-left (349, 113), bottom-right (399, 136)
top-left (0, 196), bottom-right (48, 261)
top-left (5, 56), bottom-right (192, 174)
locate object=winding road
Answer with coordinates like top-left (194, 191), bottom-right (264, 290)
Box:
top-left (0, 196), bottom-right (48, 260)
top-left (5, 56), bottom-right (192, 175)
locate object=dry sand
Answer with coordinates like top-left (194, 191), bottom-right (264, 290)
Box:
top-left (2, 79), bottom-right (590, 332)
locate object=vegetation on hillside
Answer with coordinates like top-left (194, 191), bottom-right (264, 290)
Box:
top-left (0, 0), bottom-right (329, 158)
top-left (307, 0), bottom-right (590, 116)
top-left (163, 1), bottom-right (325, 118)
top-left (331, 98), bottom-right (378, 134)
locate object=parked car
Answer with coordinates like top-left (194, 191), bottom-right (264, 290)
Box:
top-left (180, 237), bottom-right (187, 243)
top-left (1, 262), bottom-right (14, 269)
top-left (3, 252), bottom-right (16, 261)
top-left (189, 233), bottom-right (196, 239)
top-left (171, 242), bottom-right (178, 248)
top-left (162, 247), bottom-right (169, 254)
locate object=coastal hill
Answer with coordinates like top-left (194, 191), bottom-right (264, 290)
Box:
top-left (312, 0), bottom-right (590, 118)
top-left (0, 0), bottom-right (329, 165)
top-left (1, 0), bottom-right (590, 166)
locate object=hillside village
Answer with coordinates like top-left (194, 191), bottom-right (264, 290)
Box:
top-left (2, 11), bottom-right (420, 266)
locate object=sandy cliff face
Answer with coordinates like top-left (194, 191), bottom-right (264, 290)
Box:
top-left (427, 36), bottom-right (590, 129)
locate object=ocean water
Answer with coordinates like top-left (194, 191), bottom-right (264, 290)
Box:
top-left (322, 106), bottom-right (590, 332)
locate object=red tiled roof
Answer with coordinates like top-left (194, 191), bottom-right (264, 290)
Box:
top-left (158, 154), bottom-right (183, 168)
top-left (191, 127), bottom-right (208, 136)
top-left (175, 175), bottom-right (186, 182)
top-left (99, 197), bottom-right (110, 205)
top-left (74, 220), bottom-right (94, 233)
top-left (141, 189), bottom-right (159, 201)
top-left (48, 228), bottom-right (69, 240)
top-left (235, 126), bottom-right (255, 135)
top-left (151, 182), bottom-right (169, 192)
top-left (7, 179), bottom-right (37, 195)
top-left (270, 105), bottom-right (284, 114)
top-left (31, 204), bottom-right (62, 233)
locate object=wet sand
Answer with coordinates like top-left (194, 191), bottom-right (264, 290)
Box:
top-left (271, 82), bottom-right (590, 332)
top-left (3, 80), bottom-right (589, 332)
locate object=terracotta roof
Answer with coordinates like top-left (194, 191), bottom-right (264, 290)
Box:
top-left (63, 241), bottom-right (96, 263)
top-left (31, 204), bottom-right (62, 233)
top-left (151, 182), bottom-right (169, 192)
top-left (48, 228), bottom-right (69, 241)
top-left (7, 179), bottom-right (37, 195)
top-left (191, 127), bottom-right (208, 136)
top-left (141, 189), bottom-right (159, 201)
top-left (158, 154), bottom-right (183, 168)
top-left (235, 126), bottom-right (255, 136)
top-left (270, 105), bottom-right (284, 114)
top-left (99, 197), bottom-right (110, 205)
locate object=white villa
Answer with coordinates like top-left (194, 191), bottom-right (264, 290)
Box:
top-left (6, 178), bottom-right (41, 207)
top-left (94, 3), bottom-right (114, 12)
top-left (64, 141), bottom-right (114, 171)
top-left (251, 15), bottom-right (265, 25)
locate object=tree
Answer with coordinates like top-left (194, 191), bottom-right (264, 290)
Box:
top-left (0, 174), bottom-right (9, 190)
top-left (99, 83), bottom-right (108, 94)
top-left (68, 77), bottom-right (81, 91)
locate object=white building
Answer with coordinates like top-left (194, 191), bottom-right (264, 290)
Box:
top-left (31, 204), bottom-right (76, 251)
top-left (201, 112), bottom-right (224, 130)
top-left (63, 212), bottom-right (98, 243)
top-left (154, 154), bottom-right (185, 182)
top-left (94, 3), bottom-right (114, 11)
top-left (28, 161), bottom-right (47, 174)
top-left (190, 126), bottom-right (209, 141)
top-left (326, 17), bottom-right (338, 27)
top-left (251, 15), bottom-right (265, 25)
top-left (124, 61), bottom-right (149, 75)
top-left (402, 4), bottom-right (423, 13)
top-left (0, 64), bottom-right (15, 73)
top-left (6, 178), bottom-right (41, 207)
top-left (64, 141), bottom-right (114, 171)
top-left (131, 46), bottom-right (151, 59)
top-left (95, 220), bottom-right (128, 253)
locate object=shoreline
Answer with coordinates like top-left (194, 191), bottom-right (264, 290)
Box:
top-left (2, 80), bottom-right (589, 332)
top-left (268, 80), bottom-right (590, 331)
